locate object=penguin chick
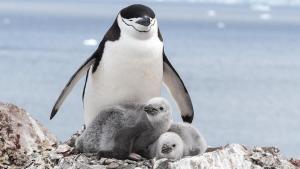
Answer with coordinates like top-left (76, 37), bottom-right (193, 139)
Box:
top-left (168, 122), bottom-right (207, 156)
top-left (132, 97), bottom-right (172, 157)
top-left (75, 97), bottom-right (172, 160)
top-left (148, 132), bottom-right (184, 160)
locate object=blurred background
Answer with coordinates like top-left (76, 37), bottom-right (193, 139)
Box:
top-left (0, 0), bottom-right (300, 157)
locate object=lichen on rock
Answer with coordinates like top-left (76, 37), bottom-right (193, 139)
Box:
top-left (0, 103), bottom-right (57, 168)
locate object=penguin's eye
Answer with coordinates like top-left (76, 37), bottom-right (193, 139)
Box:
top-left (129, 19), bottom-right (133, 21)
top-left (159, 107), bottom-right (164, 111)
top-left (172, 144), bottom-right (176, 147)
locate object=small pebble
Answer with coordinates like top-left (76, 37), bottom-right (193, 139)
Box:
top-left (99, 158), bottom-right (106, 164)
top-left (143, 161), bottom-right (152, 168)
top-left (104, 158), bottom-right (115, 165)
top-left (119, 164), bottom-right (136, 169)
top-left (125, 159), bottom-right (137, 164)
top-left (56, 144), bottom-right (71, 154)
top-left (117, 160), bottom-right (124, 165)
top-left (106, 162), bottom-right (119, 169)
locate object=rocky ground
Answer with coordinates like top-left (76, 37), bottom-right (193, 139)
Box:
top-left (0, 102), bottom-right (299, 169)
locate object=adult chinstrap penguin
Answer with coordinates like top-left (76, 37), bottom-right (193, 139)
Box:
top-left (50, 4), bottom-right (194, 126)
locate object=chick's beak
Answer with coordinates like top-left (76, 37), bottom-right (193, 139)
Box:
top-left (144, 105), bottom-right (158, 115)
top-left (161, 144), bottom-right (172, 154)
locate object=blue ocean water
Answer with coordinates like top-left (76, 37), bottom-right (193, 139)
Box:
top-left (0, 1), bottom-right (300, 157)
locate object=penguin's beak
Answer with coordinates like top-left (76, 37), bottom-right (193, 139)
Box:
top-left (144, 105), bottom-right (158, 115)
top-left (161, 144), bottom-right (172, 154)
top-left (136, 16), bottom-right (151, 27)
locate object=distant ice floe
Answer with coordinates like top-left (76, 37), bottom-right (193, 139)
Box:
top-left (250, 3), bottom-right (272, 21)
top-left (3, 18), bottom-right (11, 25)
top-left (83, 39), bottom-right (98, 46)
top-left (221, 0), bottom-right (240, 5)
top-left (251, 4), bottom-right (271, 12)
top-left (207, 10), bottom-right (216, 17)
top-left (259, 13), bottom-right (272, 20)
top-left (151, 0), bottom-right (300, 6)
top-left (217, 22), bottom-right (226, 29)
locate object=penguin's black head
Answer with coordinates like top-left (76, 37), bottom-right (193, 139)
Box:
top-left (118, 4), bottom-right (158, 38)
top-left (121, 4), bottom-right (155, 20)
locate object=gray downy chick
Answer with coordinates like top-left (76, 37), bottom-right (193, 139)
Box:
top-left (148, 132), bottom-right (184, 160)
top-left (132, 97), bottom-right (173, 157)
top-left (75, 97), bottom-right (171, 159)
top-left (168, 122), bottom-right (207, 156)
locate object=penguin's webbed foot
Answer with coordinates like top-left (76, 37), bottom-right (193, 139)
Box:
top-left (128, 153), bottom-right (143, 161)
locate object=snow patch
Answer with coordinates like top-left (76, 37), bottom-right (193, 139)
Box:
top-left (251, 4), bottom-right (271, 12)
top-left (207, 10), bottom-right (216, 17)
top-left (217, 22), bottom-right (226, 29)
top-left (260, 13), bottom-right (272, 20)
top-left (3, 18), bottom-right (11, 25)
top-left (83, 39), bottom-right (98, 46)
top-left (150, 0), bottom-right (300, 6)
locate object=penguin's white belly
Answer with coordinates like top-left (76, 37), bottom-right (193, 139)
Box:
top-left (84, 37), bottom-right (163, 126)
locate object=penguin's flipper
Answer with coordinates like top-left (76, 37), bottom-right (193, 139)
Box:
top-left (162, 52), bottom-right (194, 123)
top-left (50, 56), bottom-right (96, 119)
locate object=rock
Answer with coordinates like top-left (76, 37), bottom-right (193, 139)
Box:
top-left (64, 127), bottom-right (84, 147)
top-left (0, 102), bottom-right (299, 169)
top-left (290, 159), bottom-right (300, 168)
top-left (56, 144), bottom-right (73, 156)
top-left (0, 102), bottom-right (58, 168)
top-left (154, 144), bottom-right (298, 169)
top-left (104, 158), bottom-right (116, 165)
top-left (106, 162), bottom-right (119, 169)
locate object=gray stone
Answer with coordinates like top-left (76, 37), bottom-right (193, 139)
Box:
top-left (106, 162), bottom-right (119, 169)
top-left (0, 102), bottom-right (57, 168)
top-left (154, 144), bottom-right (298, 169)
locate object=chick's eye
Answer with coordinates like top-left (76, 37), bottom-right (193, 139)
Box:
top-left (129, 19), bottom-right (133, 21)
top-left (159, 107), bottom-right (164, 111)
top-left (172, 144), bottom-right (176, 147)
